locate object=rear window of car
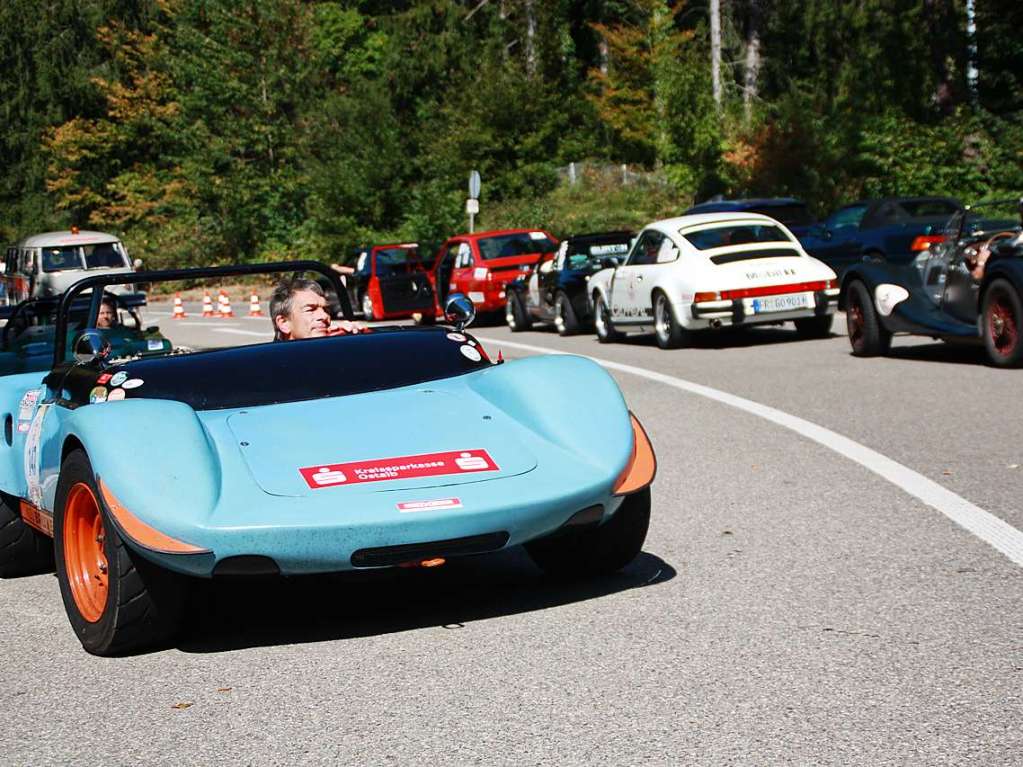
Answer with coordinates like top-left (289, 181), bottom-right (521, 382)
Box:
top-left (477, 232), bottom-right (556, 260)
top-left (898, 200), bottom-right (960, 219)
top-left (708, 247), bottom-right (803, 265)
top-left (749, 205), bottom-right (813, 226)
top-left (681, 224), bottom-right (792, 250)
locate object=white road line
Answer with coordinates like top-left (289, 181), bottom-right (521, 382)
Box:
top-left (213, 327), bottom-right (270, 337)
top-left (479, 336), bottom-right (1023, 568)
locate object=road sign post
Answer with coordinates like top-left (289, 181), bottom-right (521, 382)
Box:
top-left (468, 170), bottom-right (481, 233)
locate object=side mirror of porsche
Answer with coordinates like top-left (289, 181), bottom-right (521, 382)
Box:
top-left (444, 293), bottom-right (476, 331)
top-left (73, 331), bottom-right (112, 366)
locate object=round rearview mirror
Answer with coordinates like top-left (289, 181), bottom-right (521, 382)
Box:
top-left (73, 331), bottom-right (112, 365)
top-left (444, 293), bottom-right (476, 331)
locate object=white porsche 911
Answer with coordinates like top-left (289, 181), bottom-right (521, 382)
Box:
top-left (587, 212), bottom-right (840, 349)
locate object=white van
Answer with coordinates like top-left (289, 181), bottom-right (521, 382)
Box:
top-left (3, 228), bottom-right (139, 305)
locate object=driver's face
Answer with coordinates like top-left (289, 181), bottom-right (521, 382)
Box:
top-left (96, 303), bottom-right (116, 329)
top-left (276, 289), bottom-right (330, 339)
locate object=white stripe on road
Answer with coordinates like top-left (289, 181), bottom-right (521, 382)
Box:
top-left (479, 336), bottom-right (1023, 568)
top-left (213, 327), bottom-right (270, 337)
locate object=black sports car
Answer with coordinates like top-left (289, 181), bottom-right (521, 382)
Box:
top-left (505, 231), bottom-right (634, 335)
top-left (840, 198), bottom-right (1023, 367)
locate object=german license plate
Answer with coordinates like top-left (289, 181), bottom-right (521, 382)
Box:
top-left (751, 293), bottom-right (812, 313)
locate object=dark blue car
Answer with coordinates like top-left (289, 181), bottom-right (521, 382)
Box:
top-left (801, 197), bottom-right (962, 282)
top-left (684, 198), bottom-right (817, 238)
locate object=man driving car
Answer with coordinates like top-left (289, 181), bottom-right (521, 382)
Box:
top-left (270, 278), bottom-right (365, 341)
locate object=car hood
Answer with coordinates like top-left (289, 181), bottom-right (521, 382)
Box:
top-left (226, 387), bottom-right (538, 498)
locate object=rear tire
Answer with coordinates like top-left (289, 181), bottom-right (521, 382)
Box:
top-left (505, 292), bottom-right (531, 332)
top-left (653, 292), bottom-right (690, 349)
top-left (594, 295), bottom-right (623, 343)
top-left (526, 488), bottom-right (651, 577)
top-left (554, 292), bottom-right (580, 336)
top-left (0, 492), bottom-right (54, 578)
top-left (54, 449), bottom-right (187, 656)
top-left (845, 280), bottom-right (891, 356)
top-left (982, 278), bottom-right (1023, 368)
top-left (794, 314), bottom-right (834, 339)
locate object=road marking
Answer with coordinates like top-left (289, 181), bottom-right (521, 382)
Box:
top-left (213, 327), bottom-right (270, 338)
top-left (479, 336), bottom-right (1023, 568)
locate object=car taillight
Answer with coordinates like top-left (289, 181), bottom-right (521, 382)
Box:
top-left (718, 280), bottom-right (833, 300)
top-left (910, 235), bottom-right (945, 252)
top-left (694, 291), bottom-right (720, 302)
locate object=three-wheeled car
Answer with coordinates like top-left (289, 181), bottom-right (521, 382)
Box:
top-left (506, 231), bottom-right (634, 335)
top-left (0, 262), bottom-right (656, 655)
top-left (841, 198), bottom-right (1023, 367)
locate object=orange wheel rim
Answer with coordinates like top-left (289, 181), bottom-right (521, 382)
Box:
top-left (63, 483), bottom-right (109, 623)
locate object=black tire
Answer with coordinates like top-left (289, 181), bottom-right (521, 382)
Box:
top-left (505, 292), bottom-right (532, 332)
top-left (526, 488), bottom-right (651, 577)
top-left (982, 278), bottom-right (1023, 368)
top-left (54, 449), bottom-right (187, 656)
top-left (594, 295), bottom-right (623, 343)
top-left (794, 314), bottom-right (834, 339)
top-left (553, 292), bottom-right (580, 336)
top-left (845, 280), bottom-right (891, 356)
top-left (360, 292), bottom-right (377, 321)
top-left (0, 492), bottom-right (54, 577)
top-left (653, 291), bottom-right (691, 349)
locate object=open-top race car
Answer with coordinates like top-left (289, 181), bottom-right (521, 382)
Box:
top-left (588, 213), bottom-right (838, 349)
top-left (0, 262), bottom-right (656, 655)
top-left (841, 198), bottom-right (1023, 367)
top-left (505, 230), bottom-right (634, 335)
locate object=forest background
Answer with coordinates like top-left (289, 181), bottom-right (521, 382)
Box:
top-left (1, 0), bottom-right (1021, 268)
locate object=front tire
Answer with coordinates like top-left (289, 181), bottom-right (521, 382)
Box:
top-left (982, 278), bottom-right (1023, 367)
top-left (0, 492), bottom-right (54, 577)
top-left (794, 314), bottom-right (834, 339)
top-left (845, 280), bottom-right (891, 356)
top-left (54, 449), bottom-right (187, 656)
top-left (653, 292), bottom-right (690, 349)
top-left (527, 488), bottom-right (651, 577)
top-left (594, 295), bottom-right (623, 343)
top-left (553, 292), bottom-right (580, 336)
top-left (505, 292), bottom-right (532, 332)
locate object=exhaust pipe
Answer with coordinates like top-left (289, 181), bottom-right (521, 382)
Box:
top-left (710, 319), bottom-right (723, 329)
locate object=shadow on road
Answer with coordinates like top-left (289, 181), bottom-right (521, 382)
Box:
top-left (883, 340), bottom-right (988, 367)
top-left (579, 326), bottom-right (835, 350)
top-left (176, 547), bottom-right (675, 653)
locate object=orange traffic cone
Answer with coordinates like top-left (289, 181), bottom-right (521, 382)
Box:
top-left (248, 292), bottom-right (263, 317)
top-left (201, 290), bottom-right (215, 317)
top-left (172, 293), bottom-right (187, 319)
top-left (219, 290), bottom-right (235, 318)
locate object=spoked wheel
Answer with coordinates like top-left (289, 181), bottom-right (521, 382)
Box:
top-left (982, 278), bottom-right (1023, 367)
top-left (55, 449), bottom-right (187, 656)
top-left (553, 293), bottom-right (580, 336)
top-left (845, 280), bottom-right (891, 357)
top-left (594, 295), bottom-right (622, 343)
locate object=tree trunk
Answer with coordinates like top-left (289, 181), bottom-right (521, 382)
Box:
top-left (743, 0), bottom-right (762, 123)
top-left (710, 0), bottom-right (722, 109)
top-left (525, 0), bottom-right (536, 76)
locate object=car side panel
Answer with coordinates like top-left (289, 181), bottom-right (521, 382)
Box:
top-left (0, 373), bottom-right (49, 497)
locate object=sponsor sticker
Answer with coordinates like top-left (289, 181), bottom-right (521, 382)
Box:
top-left (109, 371), bottom-right (128, 387)
top-left (590, 243), bottom-right (628, 256)
top-left (96, 373), bottom-right (112, 385)
top-left (147, 339), bottom-right (163, 351)
top-left (446, 332), bottom-right (466, 342)
top-left (397, 498), bottom-right (463, 513)
top-left (121, 378), bottom-right (144, 389)
top-left (17, 389), bottom-right (40, 423)
top-left (460, 345), bottom-right (482, 362)
top-left (107, 388), bottom-right (126, 401)
top-left (89, 386), bottom-right (108, 404)
top-left (299, 449), bottom-right (499, 489)
top-left (19, 501), bottom-right (53, 536)
top-left (24, 404), bottom-right (50, 507)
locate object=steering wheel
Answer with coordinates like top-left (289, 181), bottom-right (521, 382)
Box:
top-left (966, 231), bottom-right (1017, 280)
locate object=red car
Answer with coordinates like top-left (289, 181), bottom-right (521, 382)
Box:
top-left (350, 243), bottom-right (436, 321)
top-left (430, 229), bottom-right (559, 316)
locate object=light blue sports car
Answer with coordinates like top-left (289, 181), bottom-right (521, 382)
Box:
top-left (0, 262), bottom-right (656, 655)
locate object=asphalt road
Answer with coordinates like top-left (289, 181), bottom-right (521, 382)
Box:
top-left (2, 305), bottom-right (1021, 766)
